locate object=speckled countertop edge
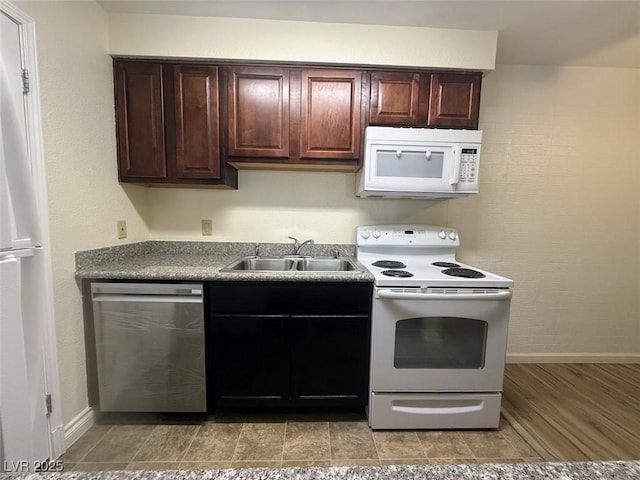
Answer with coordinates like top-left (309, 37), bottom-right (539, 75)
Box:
top-left (75, 241), bottom-right (374, 283)
top-left (4, 461), bottom-right (640, 480)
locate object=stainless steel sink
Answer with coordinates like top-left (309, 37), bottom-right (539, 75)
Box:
top-left (297, 258), bottom-right (356, 271)
top-left (230, 257), bottom-right (297, 271)
top-left (222, 256), bottom-right (359, 272)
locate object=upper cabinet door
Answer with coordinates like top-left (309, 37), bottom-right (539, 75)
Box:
top-left (299, 70), bottom-right (362, 160)
top-left (227, 67), bottom-right (290, 158)
top-left (427, 73), bottom-right (481, 129)
top-left (370, 72), bottom-right (420, 125)
top-left (173, 65), bottom-right (221, 179)
top-left (114, 62), bottom-right (167, 179)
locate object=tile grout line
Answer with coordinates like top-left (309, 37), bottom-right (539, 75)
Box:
top-left (126, 424), bottom-right (158, 469)
top-left (230, 421), bottom-right (245, 463)
top-left (72, 425), bottom-right (114, 465)
top-left (177, 423), bottom-right (202, 467)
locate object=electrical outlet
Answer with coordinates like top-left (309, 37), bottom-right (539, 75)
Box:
top-left (117, 220), bottom-right (127, 239)
top-left (201, 219), bottom-right (213, 236)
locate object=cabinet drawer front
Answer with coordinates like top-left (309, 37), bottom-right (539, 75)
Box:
top-left (209, 282), bottom-right (372, 315)
top-left (299, 70), bottom-right (362, 160)
top-left (227, 67), bottom-right (290, 158)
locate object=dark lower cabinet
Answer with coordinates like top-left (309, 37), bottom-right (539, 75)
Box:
top-left (212, 315), bottom-right (288, 406)
top-left (208, 282), bottom-right (372, 409)
top-left (290, 315), bottom-right (370, 405)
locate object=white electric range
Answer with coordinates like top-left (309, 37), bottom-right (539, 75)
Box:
top-left (357, 225), bottom-right (513, 430)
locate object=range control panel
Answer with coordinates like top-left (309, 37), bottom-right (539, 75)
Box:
top-left (357, 225), bottom-right (459, 247)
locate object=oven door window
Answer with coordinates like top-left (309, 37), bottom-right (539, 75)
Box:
top-left (394, 317), bottom-right (487, 369)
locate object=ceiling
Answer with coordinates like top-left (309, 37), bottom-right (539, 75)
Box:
top-left (98, 1), bottom-right (640, 68)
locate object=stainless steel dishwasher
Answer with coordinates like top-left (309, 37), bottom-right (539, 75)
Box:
top-left (91, 282), bottom-right (206, 412)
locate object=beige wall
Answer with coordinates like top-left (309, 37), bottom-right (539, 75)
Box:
top-left (108, 13), bottom-right (497, 70)
top-left (18, 2), bottom-right (640, 429)
top-left (451, 65), bottom-right (640, 359)
top-left (19, 1), bottom-right (150, 425)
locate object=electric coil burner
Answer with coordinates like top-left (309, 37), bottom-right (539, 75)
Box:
top-left (442, 267), bottom-right (486, 279)
top-left (356, 225), bottom-right (513, 430)
top-left (372, 260), bottom-right (406, 269)
top-left (432, 261), bottom-right (460, 268)
top-left (381, 269), bottom-right (413, 278)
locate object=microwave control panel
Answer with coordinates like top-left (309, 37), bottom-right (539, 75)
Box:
top-left (460, 148), bottom-right (479, 183)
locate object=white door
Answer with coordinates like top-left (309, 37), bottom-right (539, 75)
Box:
top-left (1, 4), bottom-right (63, 470)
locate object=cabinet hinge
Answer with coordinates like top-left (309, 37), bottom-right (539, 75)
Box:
top-left (22, 68), bottom-right (29, 94)
top-left (45, 394), bottom-right (52, 415)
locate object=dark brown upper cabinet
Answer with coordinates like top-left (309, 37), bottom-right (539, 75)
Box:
top-left (225, 67), bottom-right (364, 170)
top-left (369, 71), bottom-right (420, 125)
top-left (115, 62), bottom-right (167, 179)
top-left (114, 60), bottom-right (237, 187)
top-left (299, 69), bottom-right (362, 162)
top-left (369, 71), bottom-right (481, 129)
top-left (227, 67), bottom-right (290, 158)
top-left (427, 73), bottom-right (481, 129)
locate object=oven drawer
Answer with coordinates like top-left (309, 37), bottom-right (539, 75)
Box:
top-left (368, 392), bottom-right (501, 430)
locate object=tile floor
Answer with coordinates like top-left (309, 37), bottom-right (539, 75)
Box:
top-left (61, 412), bottom-right (544, 472)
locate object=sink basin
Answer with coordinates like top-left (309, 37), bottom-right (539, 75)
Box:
top-left (297, 258), bottom-right (356, 272)
top-left (228, 257), bottom-right (297, 271)
top-left (222, 256), bottom-right (359, 272)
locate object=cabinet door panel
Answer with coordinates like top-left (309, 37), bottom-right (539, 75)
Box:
top-left (174, 65), bottom-right (221, 179)
top-left (300, 70), bottom-right (361, 159)
top-left (428, 73), bottom-right (481, 128)
top-left (290, 315), bottom-right (370, 405)
top-left (115, 62), bottom-right (166, 179)
top-left (370, 72), bottom-right (420, 125)
top-left (227, 67), bottom-right (289, 158)
top-left (210, 315), bottom-right (288, 406)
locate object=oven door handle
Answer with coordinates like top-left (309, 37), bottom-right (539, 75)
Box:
top-left (376, 290), bottom-right (512, 301)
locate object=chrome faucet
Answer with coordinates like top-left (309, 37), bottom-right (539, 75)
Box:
top-left (288, 236), bottom-right (314, 255)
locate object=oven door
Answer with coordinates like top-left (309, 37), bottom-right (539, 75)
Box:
top-left (370, 287), bottom-right (511, 392)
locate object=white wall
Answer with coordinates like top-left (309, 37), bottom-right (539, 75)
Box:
top-left (18, 1), bottom-right (150, 425)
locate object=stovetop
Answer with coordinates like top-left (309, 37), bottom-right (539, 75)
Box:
top-left (356, 225), bottom-right (513, 288)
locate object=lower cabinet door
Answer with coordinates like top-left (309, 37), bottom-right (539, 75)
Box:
top-left (210, 315), bottom-right (288, 406)
top-left (289, 315), bottom-right (370, 406)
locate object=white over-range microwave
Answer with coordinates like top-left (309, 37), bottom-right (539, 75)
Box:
top-left (356, 126), bottom-right (482, 198)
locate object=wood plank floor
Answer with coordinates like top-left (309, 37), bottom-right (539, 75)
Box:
top-left (502, 363), bottom-right (640, 462)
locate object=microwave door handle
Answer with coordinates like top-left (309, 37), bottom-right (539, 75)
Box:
top-left (450, 146), bottom-right (461, 185)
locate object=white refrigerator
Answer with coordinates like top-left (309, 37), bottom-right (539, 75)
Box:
top-left (1, 8), bottom-right (60, 469)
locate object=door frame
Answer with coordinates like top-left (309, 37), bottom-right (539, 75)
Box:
top-left (0, 0), bottom-right (64, 460)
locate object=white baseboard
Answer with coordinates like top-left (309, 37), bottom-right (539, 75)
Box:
top-left (63, 406), bottom-right (95, 449)
top-left (506, 353), bottom-right (640, 364)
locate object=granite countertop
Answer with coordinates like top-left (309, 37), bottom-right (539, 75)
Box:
top-left (75, 241), bottom-right (374, 282)
top-left (3, 462), bottom-right (640, 480)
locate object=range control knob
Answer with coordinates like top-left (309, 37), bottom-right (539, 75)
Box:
top-left (361, 230), bottom-right (371, 239)
top-left (372, 230), bottom-right (381, 239)
top-left (438, 230), bottom-right (447, 240)
top-left (448, 231), bottom-right (457, 240)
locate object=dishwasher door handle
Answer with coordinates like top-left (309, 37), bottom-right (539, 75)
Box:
top-left (92, 294), bottom-right (202, 304)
